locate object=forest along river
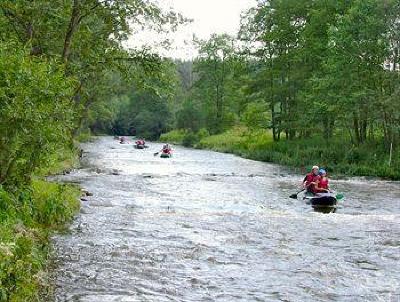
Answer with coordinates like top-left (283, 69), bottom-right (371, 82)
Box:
top-left (52, 137), bottom-right (400, 302)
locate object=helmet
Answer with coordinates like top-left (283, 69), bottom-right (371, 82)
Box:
top-left (319, 169), bottom-right (326, 175)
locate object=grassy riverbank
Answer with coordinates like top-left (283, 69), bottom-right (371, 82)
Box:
top-left (0, 148), bottom-right (81, 301)
top-left (160, 127), bottom-right (400, 180)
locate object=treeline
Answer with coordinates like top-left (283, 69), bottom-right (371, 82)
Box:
top-left (159, 0), bottom-right (400, 179)
top-left (0, 0), bottom-right (182, 300)
top-left (97, 0), bottom-right (400, 178)
top-left (169, 0), bottom-right (400, 144)
top-left (0, 0), bottom-right (183, 189)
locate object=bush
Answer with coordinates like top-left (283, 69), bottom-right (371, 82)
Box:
top-left (197, 128), bottom-right (210, 140)
top-left (0, 181), bottom-right (80, 301)
top-left (160, 130), bottom-right (187, 144)
top-left (0, 42), bottom-right (76, 188)
top-left (182, 132), bottom-right (199, 147)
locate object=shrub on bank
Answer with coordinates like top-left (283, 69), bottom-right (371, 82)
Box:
top-left (0, 180), bottom-right (80, 301)
top-left (197, 127), bottom-right (248, 152)
top-left (160, 130), bottom-right (187, 144)
top-left (161, 128), bottom-right (211, 147)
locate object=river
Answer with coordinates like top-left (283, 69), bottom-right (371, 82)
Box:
top-left (52, 137), bottom-right (400, 302)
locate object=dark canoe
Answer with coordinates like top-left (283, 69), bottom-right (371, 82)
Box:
top-left (160, 152), bottom-right (172, 158)
top-left (135, 144), bottom-right (145, 149)
top-left (305, 193), bottom-right (338, 213)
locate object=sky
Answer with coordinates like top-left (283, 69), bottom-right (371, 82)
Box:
top-left (125, 0), bottom-right (256, 60)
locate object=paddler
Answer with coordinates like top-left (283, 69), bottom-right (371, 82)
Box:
top-left (315, 169), bottom-right (331, 193)
top-left (303, 165), bottom-right (320, 194)
top-left (161, 144), bottom-right (171, 154)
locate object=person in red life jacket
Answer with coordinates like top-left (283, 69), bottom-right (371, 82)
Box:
top-left (162, 144), bottom-right (171, 154)
top-left (315, 169), bottom-right (330, 193)
top-left (136, 138), bottom-right (145, 146)
top-left (303, 165), bottom-right (320, 194)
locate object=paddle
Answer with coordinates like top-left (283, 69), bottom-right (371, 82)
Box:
top-left (153, 152), bottom-right (159, 156)
top-left (289, 189), bottom-right (305, 199)
top-left (336, 193), bottom-right (344, 200)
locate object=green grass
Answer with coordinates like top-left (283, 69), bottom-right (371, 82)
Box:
top-left (163, 126), bottom-right (400, 180)
top-left (0, 145), bottom-right (81, 301)
top-left (0, 180), bottom-right (80, 301)
top-left (36, 146), bottom-right (80, 177)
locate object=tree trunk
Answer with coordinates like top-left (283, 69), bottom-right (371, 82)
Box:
top-left (62, 0), bottom-right (81, 64)
top-left (353, 113), bottom-right (361, 145)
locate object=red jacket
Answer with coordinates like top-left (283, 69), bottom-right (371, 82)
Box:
top-left (315, 176), bottom-right (329, 193)
top-left (303, 173), bottom-right (320, 193)
top-left (319, 177), bottom-right (329, 189)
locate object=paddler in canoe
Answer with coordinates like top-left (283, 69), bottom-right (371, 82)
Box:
top-left (302, 165), bottom-right (320, 194)
top-left (154, 144), bottom-right (173, 158)
top-left (119, 136), bottom-right (128, 144)
top-left (314, 169), bottom-right (331, 193)
top-left (302, 166), bottom-right (333, 195)
top-left (135, 138), bottom-right (146, 149)
top-left (291, 166), bottom-right (343, 213)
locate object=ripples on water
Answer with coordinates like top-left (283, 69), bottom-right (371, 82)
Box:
top-left (52, 137), bottom-right (400, 302)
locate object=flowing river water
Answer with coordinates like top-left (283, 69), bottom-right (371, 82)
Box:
top-left (52, 137), bottom-right (400, 302)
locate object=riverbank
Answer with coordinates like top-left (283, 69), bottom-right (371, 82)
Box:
top-left (160, 127), bottom-right (400, 180)
top-left (0, 148), bottom-right (81, 301)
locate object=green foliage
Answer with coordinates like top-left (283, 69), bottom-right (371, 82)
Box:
top-left (160, 128), bottom-right (210, 147)
top-left (197, 127), bottom-right (249, 153)
top-left (112, 89), bottom-right (172, 140)
top-left (182, 132), bottom-right (199, 147)
top-left (0, 0), bottom-right (184, 300)
top-left (191, 34), bottom-right (246, 134)
top-left (89, 60), bottom-right (181, 139)
top-left (0, 42), bottom-right (76, 189)
top-left (160, 130), bottom-right (187, 144)
top-left (176, 99), bottom-right (204, 132)
top-left (196, 129), bottom-right (400, 180)
top-left (159, 0), bottom-right (400, 180)
top-left (0, 181), bottom-right (80, 301)
top-left (242, 103), bottom-right (270, 132)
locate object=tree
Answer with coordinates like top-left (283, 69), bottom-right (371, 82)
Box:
top-left (193, 34), bottom-right (239, 133)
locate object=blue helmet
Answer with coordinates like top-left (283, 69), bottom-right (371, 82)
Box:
top-left (319, 169), bottom-right (326, 175)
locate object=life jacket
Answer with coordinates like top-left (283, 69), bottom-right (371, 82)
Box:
top-left (304, 173), bottom-right (319, 193)
top-left (162, 148), bottom-right (171, 154)
top-left (319, 177), bottom-right (329, 189)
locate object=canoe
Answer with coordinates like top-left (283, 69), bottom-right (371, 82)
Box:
top-left (135, 144), bottom-right (145, 149)
top-left (160, 153), bottom-right (172, 158)
top-left (304, 193), bottom-right (338, 213)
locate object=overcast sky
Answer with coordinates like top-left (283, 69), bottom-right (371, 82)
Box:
top-left (126, 0), bottom-right (256, 59)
